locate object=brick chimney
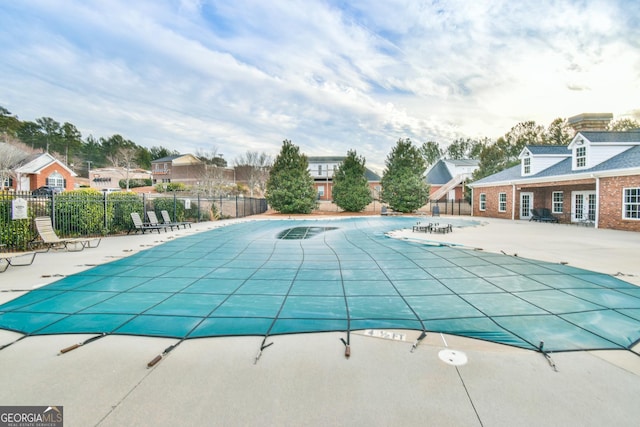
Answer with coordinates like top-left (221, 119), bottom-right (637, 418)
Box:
top-left (567, 113), bottom-right (613, 133)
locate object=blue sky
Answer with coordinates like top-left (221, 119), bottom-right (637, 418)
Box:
top-left (1, 0), bottom-right (638, 173)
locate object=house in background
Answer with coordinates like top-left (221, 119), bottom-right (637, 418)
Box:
top-left (89, 167), bottom-right (152, 190)
top-left (307, 156), bottom-right (381, 201)
top-left (7, 151), bottom-right (77, 192)
top-left (426, 158), bottom-right (479, 201)
top-left (469, 113), bottom-right (640, 232)
top-left (151, 154), bottom-right (205, 186)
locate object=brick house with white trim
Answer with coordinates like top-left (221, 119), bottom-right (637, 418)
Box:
top-left (9, 152), bottom-right (77, 192)
top-left (469, 115), bottom-right (640, 232)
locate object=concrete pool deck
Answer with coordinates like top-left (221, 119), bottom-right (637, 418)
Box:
top-left (0, 215), bottom-right (639, 426)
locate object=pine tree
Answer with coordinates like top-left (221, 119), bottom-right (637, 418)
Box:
top-left (380, 138), bottom-right (430, 212)
top-left (332, 150), bottom-right (373, 212)
top-left (265, 140), bottom-right (317, 214)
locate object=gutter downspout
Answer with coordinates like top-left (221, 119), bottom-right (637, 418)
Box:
top-left (511, 183), bottom-right (516, 220)
top-left (594, 175), bottom-right (599, 229)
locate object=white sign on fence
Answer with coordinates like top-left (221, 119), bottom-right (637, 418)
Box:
top-left (184, 199), bottom-right (191, 209)
top-left (12, 198), bottom-right (28, 220)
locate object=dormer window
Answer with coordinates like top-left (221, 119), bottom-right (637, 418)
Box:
top-left (576, 146), bottom-right (586, 168)
top-left (523, 157), bottom-right (531, 175)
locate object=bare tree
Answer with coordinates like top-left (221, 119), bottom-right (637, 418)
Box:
top-left (0, 138), bottom-right (35, 190)
top-left (234, 151), bottom-right (272, 197)
top-left (104, 146), bottom-right (139, 190)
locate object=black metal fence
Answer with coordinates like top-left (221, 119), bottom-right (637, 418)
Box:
top-left (425, 199), bottom-right (472, 216)
top-left (0, 191), bottom-right (267, 251)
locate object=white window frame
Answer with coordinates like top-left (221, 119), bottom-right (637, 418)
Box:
top-left (623, 187), bottom-right (640, 220)
top-left (523, 157), bottom-right (531, 175)
top-left (479, 193), bottom-right (486, 211)
top-left (575, 146), bottom-right (587, 169)
top-left (552, 191), bottom-right (564, 214)
top-left (317, 185), bottom-right (325, 198)
top-left (498, 192), bottom-right (507, 212)
top-left (47, 171), bottom-right (64, 188)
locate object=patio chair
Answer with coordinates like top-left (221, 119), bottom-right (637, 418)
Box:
top-left (0, 251), bottom-right (37, 273)
top-left (529, 208), bottom-right (543, 222)
top-left (146, 211), bottom-right (169, 231)
top-left (33, 217), bottom-right (100, 251)
top-left (161, 210), bottom-right (192, 229)
top-left (128, 212), bottom-right (164, 234)
top-left (539, 208), bottom-right (559, 223)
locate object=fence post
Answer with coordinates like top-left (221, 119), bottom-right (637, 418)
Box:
top-left (173, 192), bottom-right (177, 220)
top-left (103, 192), bottom-right (108, 230)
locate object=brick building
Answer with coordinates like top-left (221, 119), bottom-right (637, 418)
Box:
top-left (469, 115), bottom-right (640, 231)
top-left (307, 156), bottom-right (381, 201)
top-left (426, 158), bottom-right (479, 201)
top-left (11, 152), bottom-right (77, 192)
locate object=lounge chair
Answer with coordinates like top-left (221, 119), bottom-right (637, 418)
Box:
top-left (33, 217), bottom-right (100, 251)
top-left (381, 206), bottom-right (401, 216)
top-left (530, 208), bottom-right (558, 223)
top-left (146, 211), bottom-right (169, 231)
top-left (0, 251), bottom-right (37, 273)
top-left (529, 208), bottom-right (543, 222)
top-left (128, 212), bottom-right (164, 234)
top-left (160, 210), bottom-right (192, 229)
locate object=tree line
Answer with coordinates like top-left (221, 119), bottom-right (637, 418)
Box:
top-left (266, 116), bottom-right (638, 214)
top-left (0, 106), bottom-right (223, 177)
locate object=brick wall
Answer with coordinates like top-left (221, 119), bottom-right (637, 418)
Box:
top-left (599, 175), bottom-right (640, 231)
top-left (473, 176), bottom-right (640, 231)
top-left (30, 163), bottom-right (75, 191)
top-left (472, 185), bottom-right (513, 219)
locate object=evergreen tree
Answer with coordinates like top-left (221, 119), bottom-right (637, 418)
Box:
top-left (332, 150), bottom-right (373, 212)
top-left (380, 138), bottom-right (430, 212)
top-left (265, 140), bottom-right (317, 214)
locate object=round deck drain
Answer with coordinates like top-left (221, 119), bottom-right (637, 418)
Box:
top-left (438, 349), bottom-right (468, 366)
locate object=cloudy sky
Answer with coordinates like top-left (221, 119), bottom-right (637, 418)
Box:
top-left (1, 0), bottom-right (638, 173)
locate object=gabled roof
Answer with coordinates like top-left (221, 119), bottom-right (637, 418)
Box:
top-left (472, 144), bottom-right (640, 186)
top-left (14, 152), bottom-right (77, 176)
top-left (151, 155), bottom-right (181, 163)
top-left (577, 130), bottom-right (640, 144)
top-left (425, 160), bottom-right (453, 185)
top-left (520, 145), bottom-right (570, 157)
top-left (443, 159), bottom-right (480, 167)
top-left (308, 156), bottom-right (347, 163)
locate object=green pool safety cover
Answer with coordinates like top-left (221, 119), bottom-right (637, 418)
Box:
top-left (1, 217), bottom-right (639, 352)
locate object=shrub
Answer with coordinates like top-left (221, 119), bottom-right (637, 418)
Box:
top-left (54, 189), bottom-right (106, 236)
top-left (108, 192), bottom-right (143, 233)
top-left (0, 194), bottom-right (35, 250)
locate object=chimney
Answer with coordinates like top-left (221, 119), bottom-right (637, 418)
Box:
top-left (567, 113), bottom-right (613, 133)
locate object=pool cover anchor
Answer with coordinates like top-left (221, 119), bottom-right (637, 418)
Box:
top-left (254, 339), bottom-right (274, 364)
top-left (410, 331), bottom-right (428, 353)
top-left (340, 337), bottom-right (350, 358)
top-left (538, 341), bottom-right (558, 372)
top-left (59, 333), bottom-right (107, 355)
top-left (147, 342), bottom-right (182, 368)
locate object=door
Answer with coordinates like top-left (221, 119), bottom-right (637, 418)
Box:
top-left (520, 192), bottom-right (534, 220)
top-left (18, 175), bottom-right (30, 192)
top-left (572, 191), bottom-right (596, 222)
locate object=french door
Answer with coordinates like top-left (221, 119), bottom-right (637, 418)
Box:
top-left (572, 191), bottom-right (596, 222)
top-left (520, 192), bottom-right (534, 220)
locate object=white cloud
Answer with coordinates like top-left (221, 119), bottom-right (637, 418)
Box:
top-left (0, 0), bottom-right (638, 174)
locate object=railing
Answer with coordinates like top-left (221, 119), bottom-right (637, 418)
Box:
top-left (423, 199), bottom-right (472, 216)
top-left (0, 191), bottom-right (267, 251)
